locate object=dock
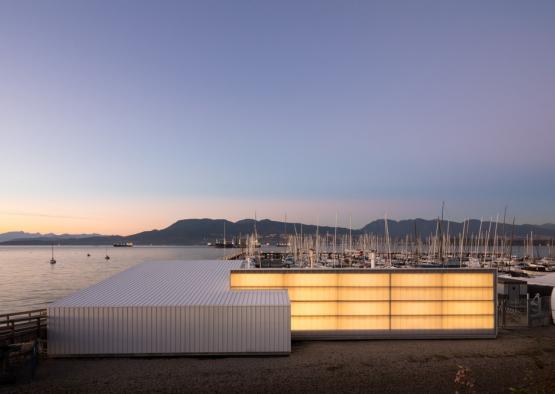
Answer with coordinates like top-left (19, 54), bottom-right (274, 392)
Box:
top-left (223, 251), bottom-right (246, 260)
top-left (0, 309), bottom-right (47, 345)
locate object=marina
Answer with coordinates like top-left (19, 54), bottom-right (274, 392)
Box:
top-left (222, 229), bottom-right (555, 276)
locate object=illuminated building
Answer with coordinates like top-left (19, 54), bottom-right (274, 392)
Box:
top-left (231, 269), bottom-right (496, 338)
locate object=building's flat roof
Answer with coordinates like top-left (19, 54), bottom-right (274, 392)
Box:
top-left (498, 276), bottom-right (527, 284)
top-left (51, 260), bottom-right (289, 308)
top-left (506, 272), bottom-right (555, 288)
top-left (232, 268), bottom-right (497, 274)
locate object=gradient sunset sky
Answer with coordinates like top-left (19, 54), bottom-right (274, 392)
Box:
top-left (1, 1), bottom-right (554, 235)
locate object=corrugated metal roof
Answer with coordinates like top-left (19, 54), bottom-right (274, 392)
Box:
top-left (51, 260), bottom-right (289, 307)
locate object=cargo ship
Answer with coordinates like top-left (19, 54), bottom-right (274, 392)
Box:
top-left (113, 242), bottom-right (133, 247)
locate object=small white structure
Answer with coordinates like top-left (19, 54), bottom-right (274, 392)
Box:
top-left (48, 261), bottom-right (290, 356)
top-left (521, 273), bottom-right (555, 325)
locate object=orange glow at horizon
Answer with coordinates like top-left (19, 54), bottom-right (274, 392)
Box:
top-left (0, 196), bottom-right (428, 235)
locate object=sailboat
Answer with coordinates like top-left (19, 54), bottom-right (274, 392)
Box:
top-left (50, 244), bottom-right (56, 264)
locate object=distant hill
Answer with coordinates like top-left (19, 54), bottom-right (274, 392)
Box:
top-left (361, 219), bottom-right (555, 239)
top-left (539, 223), bottom-right (555, 231)
top-left (1, 218), bottom-right (554, 246)
top-left (0, 231), bottom-right (42, 243)
top-left (0, 231), bottom-right (102, 243)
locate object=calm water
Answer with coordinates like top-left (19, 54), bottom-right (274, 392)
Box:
top-left (0, 245), bottom-right (231, 314)
top-left (1, 244), bottom-right (552, 315)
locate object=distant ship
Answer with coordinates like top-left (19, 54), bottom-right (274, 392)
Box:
top-left (113, 242), bottom-right (133, 247)
top-left (214, 240), bottom-right (235, 248)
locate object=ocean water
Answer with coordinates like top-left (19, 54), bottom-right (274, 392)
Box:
top-left (0, 245), bottom-right (232, 314)
top-left (1, 244), bottom-right (552, 315)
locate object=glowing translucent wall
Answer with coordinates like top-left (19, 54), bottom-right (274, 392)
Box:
top-left (230, 270), bottom-right (495, 335)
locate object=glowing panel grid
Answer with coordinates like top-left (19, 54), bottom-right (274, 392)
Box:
top-left (230, 271), bottom-right (495, 331)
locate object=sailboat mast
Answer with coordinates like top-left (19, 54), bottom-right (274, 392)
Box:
top-left (315, 217), bottom-right (319, 268)
top-left (501, 206), bottom-right (507, 259)
top-left (334, 213), bottom-right (338, 264)
top-left (414, 221), bottom-right (419, 261)
top-left (349, 214), bottom-right (352, 253)
top-left (384, 213), bottom-right (391, 267)
top-left (508, 217), bottom-right (515, 271)
top-left (438, 201), bottom-right (444, 263)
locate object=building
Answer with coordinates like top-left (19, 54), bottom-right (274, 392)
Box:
top-left (48, 261), bottom-right (290, 356)
top-left (497, 277), bottom-right (527, 305)
top-left (48, 261), bottom-right (497, 357)
top-left (231, 268), bottom-right (497, 339)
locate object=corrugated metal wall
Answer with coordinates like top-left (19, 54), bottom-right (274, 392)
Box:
top-left (47, 261), bottom-right (291, 356)
top-left (48, 304), bottom-right (291, 356)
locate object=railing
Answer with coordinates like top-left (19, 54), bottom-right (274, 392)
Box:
top-left (223, 251), bottom-right (245, 260)
top-left (0, 309), bottom-right (47, 345)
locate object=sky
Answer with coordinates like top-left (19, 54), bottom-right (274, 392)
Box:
top-left (0, 0), bottom-right (554, 235)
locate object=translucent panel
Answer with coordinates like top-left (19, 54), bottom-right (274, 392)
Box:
top-left (291, 301), bottom-right (389, 317)
top-left (292, 316), bottom-right (390, 331)
top-left (442, 301), bottom-right (493, 315)
top-left (338, 287), bottom-right (390, 301)
top-left (292, 316), bottom-right (337, 331)
top-left (391, 273), bottom-right (442, 287)
top-left (337, 316), bottom-right (389, 330)
top-left (443, 273), bottom-right (493, 287)
top-left (291, 302), bottom-right (338, 316)
top-left (391, 301), bottom-right (443, 316)
top-left (230, 273), bottom-right (284, 288)
top-left (391, 287), bottom-right (442, 301)
top-left (283, 273), bottom-right (337, 287)
top-left (337, 301), bottom-right (390, 316)
top-left (442, 315), bottom-right (494, 329)
top-left (391, 316), bottom-right (443, 330)
top-left (442, 287), bottom-right (493, 301)
top-left (288, 287), bottom-right (338, 301)
top-left (337, 273), bottom-right (389, 287)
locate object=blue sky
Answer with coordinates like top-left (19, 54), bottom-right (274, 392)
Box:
top-left (0, 1), bottom-right (554, 233)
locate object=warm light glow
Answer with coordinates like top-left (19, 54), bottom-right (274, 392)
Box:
top-left (391, 273), bottom-right (442, 287)
top-left (292, 316), bottom-right (390, 331)
top-left (391, 287), bottom-right (443, 300)
top-left (230, 271), bottom-right (495, 332)
top-left (443, 315), bottom-right (494, 329)
top-left (391, 316), bottom-right (443, 330)
top-left (291, 301), bottom-right (389, 316)
top-left (442, 273), bottom-right (493, 287)
top-left (337, 273), bottom-right (390, 287)
top-left (442, 288), bottom-right (493, 300)
top-left (391, 301), bottom-right (443, 316)
top-left (230, 273), bottom-right (284, 288)
top-left (442, 301), bottom-right (493, 315)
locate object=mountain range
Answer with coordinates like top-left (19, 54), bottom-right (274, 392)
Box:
top-left (1, 218), bottom-right (554, 245)
top-left (0, 231), bottom-right (102, 243)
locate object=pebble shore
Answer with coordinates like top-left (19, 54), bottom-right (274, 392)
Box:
top-left (3, 326), bottom-right (555, 393)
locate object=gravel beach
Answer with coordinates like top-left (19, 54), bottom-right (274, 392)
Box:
top-left (3, 326), bottom-right (555, 394)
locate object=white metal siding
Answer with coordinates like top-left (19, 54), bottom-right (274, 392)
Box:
top-left (48, 261), bottom-right (290, 356)
top-left (49, 304), bottom-right (290, 355)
